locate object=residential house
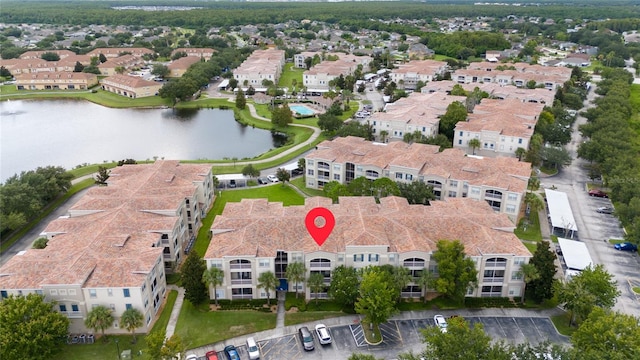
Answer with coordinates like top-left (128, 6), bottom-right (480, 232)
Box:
top-left (408, 43), bottom-right (435, 59)
top-left (303, 53), bottom-right (372, 93)
top-left (0, 161), bottom-right (216, 334)
top-left (168, 56), bottom-right (201, 78)
top-left (453, 98), bottom-right (545, 157)
top-left (294, 51), bottom-right (317, 69)
top-left (304, 136), bottom-right (531, 222)
top-left (98, 55), bottom-right (145, 76)
top-left (19, 49), bottom-right (76, 60)
top-left (87, 47), bottom-right (155, 59)
top-left (389, 60), bottom-right (448, 90)
top-left (100, 74), bottom-right (162, 98)
top-left (422, 80), bottom-right (555, 105)
top-left (1, 55), bottom-right (92, 75)
top-left (233, 48), bottom-right (285, 91)
top-left (454, 62), bottom-right (572, 90)
top-left (15, 72), bottom-right (98, 90)
top-left (171, 48), bottom-right (216, 59)
top-left (369, 92), bottom-right (467, 141)
top-left (205, 196), bottom-right (532, 301)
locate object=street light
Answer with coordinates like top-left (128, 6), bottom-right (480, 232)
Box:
top-left (115, 338), bottom-right (121, 360)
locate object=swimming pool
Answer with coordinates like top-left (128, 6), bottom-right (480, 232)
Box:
top-left (290, 104), bottom-right (316, 116)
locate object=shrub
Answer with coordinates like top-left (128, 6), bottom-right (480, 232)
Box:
top-left (285, 292), bottom-right (307, 311)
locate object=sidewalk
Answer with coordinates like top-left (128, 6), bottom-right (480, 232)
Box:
top-left (186, 306), bottom-right (566, 356)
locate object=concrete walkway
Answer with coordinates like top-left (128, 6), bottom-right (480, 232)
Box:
top-left (186, 306), bottom-right (567, 356)
top-left (165, 285), bottom-right (185, 339)
top-left (274, 291), bottom-right (286, 335)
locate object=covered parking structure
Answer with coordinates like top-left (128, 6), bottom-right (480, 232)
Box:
top-left (545, 189), bottom-right (578, 239)
top-left (557, 237), bottom-right (593, 280)
top-left (215, 174), bottom-right (251, 188)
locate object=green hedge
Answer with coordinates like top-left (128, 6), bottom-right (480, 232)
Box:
top-left (285, 292), bottom-right (306, 311)
top-left (464, 297), bottom-right (518, 308)
top-left (213, 298), bottom-right (272, 311)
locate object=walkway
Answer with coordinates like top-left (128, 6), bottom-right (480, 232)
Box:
top-left (165, 285), bottom-right (185, 339)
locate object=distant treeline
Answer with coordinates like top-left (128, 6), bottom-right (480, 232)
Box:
top-left (2, 1), bottom-right (640, 28)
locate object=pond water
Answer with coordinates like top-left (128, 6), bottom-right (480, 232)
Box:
top-left (0, 100), bottom-right (282, 181)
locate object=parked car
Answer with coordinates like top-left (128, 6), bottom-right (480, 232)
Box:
top-left (246, 337), bottom-right (260, 360)
top-left (298, 326), bottom-right (315, 351)
top-left (267, 174), bottom-right (279, 183)
top-left (228, 179), bottom-right (237, 188)
top-left (206, 351), bottom-right (219, 360)
top-left (434, 314), bottom-right (448, 333)
top-left (185, 355), bottom-right (198, 360)
top-left (596, 206), bottom-right (614, 214)
top-left (258, 177), bottom-right (268, 185)
top-left (223, 345), bottom-right (240, 360)
top-left (588, 189), bottom-right (608, 198)
top-left (315, 324), bottom-right (332, 345)
top-left (291, 168), bottom-right (304, 176)
top-left (614, 242), bottom-right (638, 252)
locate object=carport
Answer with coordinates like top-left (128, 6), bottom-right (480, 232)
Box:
top-left (216, 174), bottom-right (250, 188)
top-left (558, 237), bottom-right (593, 279)
top-left (544, 189), bottom-right (578, 238)
top-left (279, 162), bottom-right (301, 176)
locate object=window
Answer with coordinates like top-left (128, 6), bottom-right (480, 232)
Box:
top-left (513, 257), bottom-right (525, 265)
top-left (448, 191), bottom-right (457, 197)
top-left (59, 289), bottom-right (67, 295)
top-left (518, 138), bottom-right (523, 144)
top-left (459, 131), bottom-right (463, 136)
top-left (259, 259), bottom-right (270, 267)
top-left (458, 139), bottom-right (462, 145)
top-left (50, 289), bottom-right (58, 296)
top-left (423, 127), bottom-right (426, 132)
top-left (333, 174), bottom-right (340, 181)
top-left (89, 289), bottom-right (96, 298)
top-left (506, 205), bottom-right (516, 213)
top-left (507, 193), bottom-right (518, 201)
top-left (396, 172), bottom-right (403, 179)
top-left (307, 160), bottom-right (314, 166)
top-left (211, 260), bottom-right (223, 268)
top-left (511, 271), bottom-right (523, 280)
top-left (471, 187), bottom-right (480, 195)
top-left (71, 304), bottom-right (79, 312)
top-left (123, 289), bottom-right (130, 298)
top-left (110, 304), bottom-right (116, 311)
top-left (450, 180), bottom-right (458, 187)
top-left (333, 164), bottom-right (341, 171)
top-left (307, 169), bottom-right (314, 176)
top-left (353, 254), bottom-right (364, 262)
top-left (338, 254), bottom-right (344, 262)
top-left (368, 254), bottom-right (379, 262)
top-left (107, 289), bottom-right (113, 297)
top-left (126, 304), bottom-right (132, 310)
top-left (405, 174), bottom-right (413, 181)
top-left (59, 304), bottom-right (67, 312)
top-left (389, 254), bottom-right (395, 262)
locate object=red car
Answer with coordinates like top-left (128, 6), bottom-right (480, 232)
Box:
top-left (206, 350), bottom-right (219, 360)
top-left (588, 189), bottom-right (608, 198)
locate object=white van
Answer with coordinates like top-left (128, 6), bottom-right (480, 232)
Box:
top-left (246, 337), bottom-right (260, 359)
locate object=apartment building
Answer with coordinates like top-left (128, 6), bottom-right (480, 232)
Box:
top-left (168, 56), bottom-right (201, 78)
top-left (304, 136), bottom-right (530, 222)
top-left (303, 54), bottom-right (372, 92)
top-left (15, 72), bottom-right (98, 90)
top-left (0, 161), bottom-right (215, 334)
top-left (204, 196), bottom-right (532, 301)
top-left (453, 98), bottom-right (545, 157)
top-left (453, 61), bottom-right (572, 90)
top-left (171, 48), bottom-right (216, 59)
top-left (233, 48), bottom-right (285, 89)
top-left (1, 55), bottom-right (92, 75)
top-left (101, 74), bottom-right (162, 98)
top-left (293, 51), bottom-right (317, 69)
top-left (422, 80), bottom-right (555, 105)
top-left (19, 49), bottom-right (77, 60)
top-left (389, 60), bottom-right (448, 90)
top-left (87, 47), bottom-right (155, 59)
top-left (98, 54), bottom-right (145, 76)
top-left (370, 92), bottom-right (467, 141)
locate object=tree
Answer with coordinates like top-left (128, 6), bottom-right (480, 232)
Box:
top-left (85, 305), bottom-right (114, 342)
top-left (159, 78), bottom-right (199, 105)
top-left (285, 262), bottom-right (307, 299)
top-left (151, 64), bottom-right (170, 78)
top-left (271, 104), bottom-right (293, 127)
top-left (397, 181), bottom-right (435, 205)
top-left (515, 147), bottom-right (526, 161)
top-left (355, 266), bottom-right (397, 331)
top-left (417, 269), bottom-right (435, 303)
top-left (519, 262), bottom-right (539, 304)
top-left (323, 181), bottom-right (351, 203)
top-left (526, 240), bottom-right (556, 303)
top-left (241, 163), bottom-right (260, 178)
top-left (235, 87), bottom-right (246, 110)
top-left (347, 176), bottom-right (372, 196)
top-left (95, 166), bottom-right (110, 185)
top-left (540, 146), bottom-right (572, 170)
top-left (317, 113), bottom-right (342, 133)
top-left (119, 307), bottom-right (143, 344)
top-left (32, 237), bottom-right (48, 249)
top-left (570, 307), bottom-right (640, 359)
top-left (308, 272), bottom-right (325, 304)
top-left (468, 138), bottom-right (481, 155)
top-left (524, 192), bottom-right (544, 219)
top-left (371, 177), bottom-right (400, 199)
top-left (202, 267), bottom-right (224, 306)
top-left (161, 334), bottom-right (186, 360)
top-left (99, 53), bottom-right (107, 63)
top-left (180, 252), bottom-right (208, 306)
top-left (73, 61), bottom-right (84, 72)
top-left (0, 294), bottom-right (70, 360)
top-left (329, 265), bottom-right (360, 310)
top-left (379, 130), bottom-right (389, 143)
top-left (258, 271), bottom-right (278, 306)
top-left (41, 52), bottom-right (60, 61)
top-left (438, 101), bottom-right (467, 140)
top-left (145, 330), bottom-right (165, 360)
top-left (432, 240), bottom-right (478, 304)
top-left (556, 264), bottom-right (620, 325)
top-left (276, 167), bottom-right (290, 185)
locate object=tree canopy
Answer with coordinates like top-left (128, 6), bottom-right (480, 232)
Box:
top-left (432, 240), bottom-right (478, 304)
top-left (355, 266), bottom-right (398, 328)
top-left (181, 252), bottom-right (208, 306)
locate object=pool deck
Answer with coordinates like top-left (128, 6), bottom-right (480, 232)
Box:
top-left (289, 102), bottom-right (322, 117)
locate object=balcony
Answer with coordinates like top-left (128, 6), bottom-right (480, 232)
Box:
top-left (231, 279), bottom-right (253, 285)
top-left (310, 262), bottom-right (331, 268)
top-left (310, 293), bottom-right (329, 299)
top-left (484, 193), bottom-right (502, 200)
top-left (483, 277), bottom-right (504, 283)
top-left (401, 291), bottom-right (422, 298)
top-left (229, 263), bottom-right (251, 270)
top-left (318, 164), bottom-right (330, 170)
top-left (232, 294), bottom-right (253, 300)
top-left (403, 260), bottom-right (425, 268)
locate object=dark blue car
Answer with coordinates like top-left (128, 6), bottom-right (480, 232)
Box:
top-left (224, 345), bottom-right (240, 360)
top-left (614, 242), bottom-right (638, 252)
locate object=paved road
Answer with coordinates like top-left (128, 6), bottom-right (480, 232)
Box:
top-left (539, 83), bottom-right (640, 317)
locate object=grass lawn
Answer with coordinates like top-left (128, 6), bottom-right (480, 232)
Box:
top-left (633, 287), bottom-right (640, 294)
top-left (1, 87), bottom-right (170, 108)
top-left (175, 302), bottom-right (276, 348)
top-left (284, 311), bottom-right (345, 326)
top-left (514, 211), bottom-right (542, 242)
top-left (608, 238), bottom-right (625, 244)
top-left (278, 63), bottom-right (305, 92)
top-left (361, 319), bottom-right (382, 345)
top-left (290, 177), bottom-right (325, 197)
top-left (550, 313), bottom-right (577, 337)
top-left (523, 241), bottom-right (538, 254)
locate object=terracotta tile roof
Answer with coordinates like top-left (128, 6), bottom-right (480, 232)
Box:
top-left (0, 161), bottom-right (212, 290)
top-left (456, 98), bottom-right (544, 138)
top-left (168, 56), bottom-right (201, 70)
top-left (101, 74), bottom-right (159, 89)
top-left (372, 92), bottom-right (467, 128)
top-left (206, 196), bottom-right (530, 259)
top-left (391, 60), bottom-right (448, 75)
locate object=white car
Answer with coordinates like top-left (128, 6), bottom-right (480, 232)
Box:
top-left (267, 174), bottom-right (279, 183)
top-left (315, 324), bottom-right (332, 345)
top-left (434, 314), bottom-right (448, 333)
top-left (246, 336), bottom-right (260, 359)
top-left (185, 354), bottom-right (198, 360)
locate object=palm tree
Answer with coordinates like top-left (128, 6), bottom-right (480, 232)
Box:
top-left (515, 147), bottom-right (526, 161)
top-left (285, 262), bottom-right (307, 299)
top-left (468, 138), bottom-right (481, 155)
top-left (379, 130), bottom-right (389, 143)
top-left (520, 263), bottom-right (540, 304)
top-left (202, 267), bottom-right (224, 306)
top-left (393, 266), bottom-right (412, 301)
top-left (85, 305), bottom-right (114, 342)
top-left (258, 271), bottom-right (278, 306)
top-left (524, 192), bottom-right (544, 219)
top-left (119, 308), bottom-right (143, 343)
top-left (416, 269), bottom-right (435, 303)
top-left (307, 272), bottom-right (325, 304)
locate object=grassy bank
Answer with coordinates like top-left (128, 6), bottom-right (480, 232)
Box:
top-left (0, 86), bottom-right (170, 108)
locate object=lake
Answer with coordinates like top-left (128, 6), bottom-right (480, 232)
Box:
top-left (0, 100), bottom-right (282, 181)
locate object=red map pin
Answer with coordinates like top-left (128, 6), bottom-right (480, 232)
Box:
top-left (305, 207), bottom-right (335, 247)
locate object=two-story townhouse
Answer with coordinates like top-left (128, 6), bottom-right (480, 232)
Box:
top-left (19, 49), bottom-right (76, 60)
top-left (457, 61), bottom-right (572, 89)
top-left (100, 74), bottom-right (162, 98)
top-left (168, 56), bottom-right (201, 78)
top-left (303, 54), bottom-right (372, 92)
top-left (304, 136), bottom-right (530, 222)
top-left (422, 80), bottom-right (555, 105)
top-left (370, 92), bottom-right (467, 141)
top-left (171, 48), bottom-right (216, 59)
top-left (98, 55), bottom-right (145, 76)
top-left (15, 72), bottom-right (98, 90)
top-left (234, 49), bottom-right (285, 90)
top-left (389, 60), bottom-right (448, 90)
top-left (204, 196), bottom-right (532, 301)
top-left (294, 52), bottom-right (318, 69)
top-left (453, 98), bottom-right (544, 157)
top-left (0, 161), bottom-right (215, 335)
top-left (87, 47), bottom-right (155, 59)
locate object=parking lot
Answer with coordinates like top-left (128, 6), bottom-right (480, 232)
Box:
top-left (208, 316), bottom-right (567, 360)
